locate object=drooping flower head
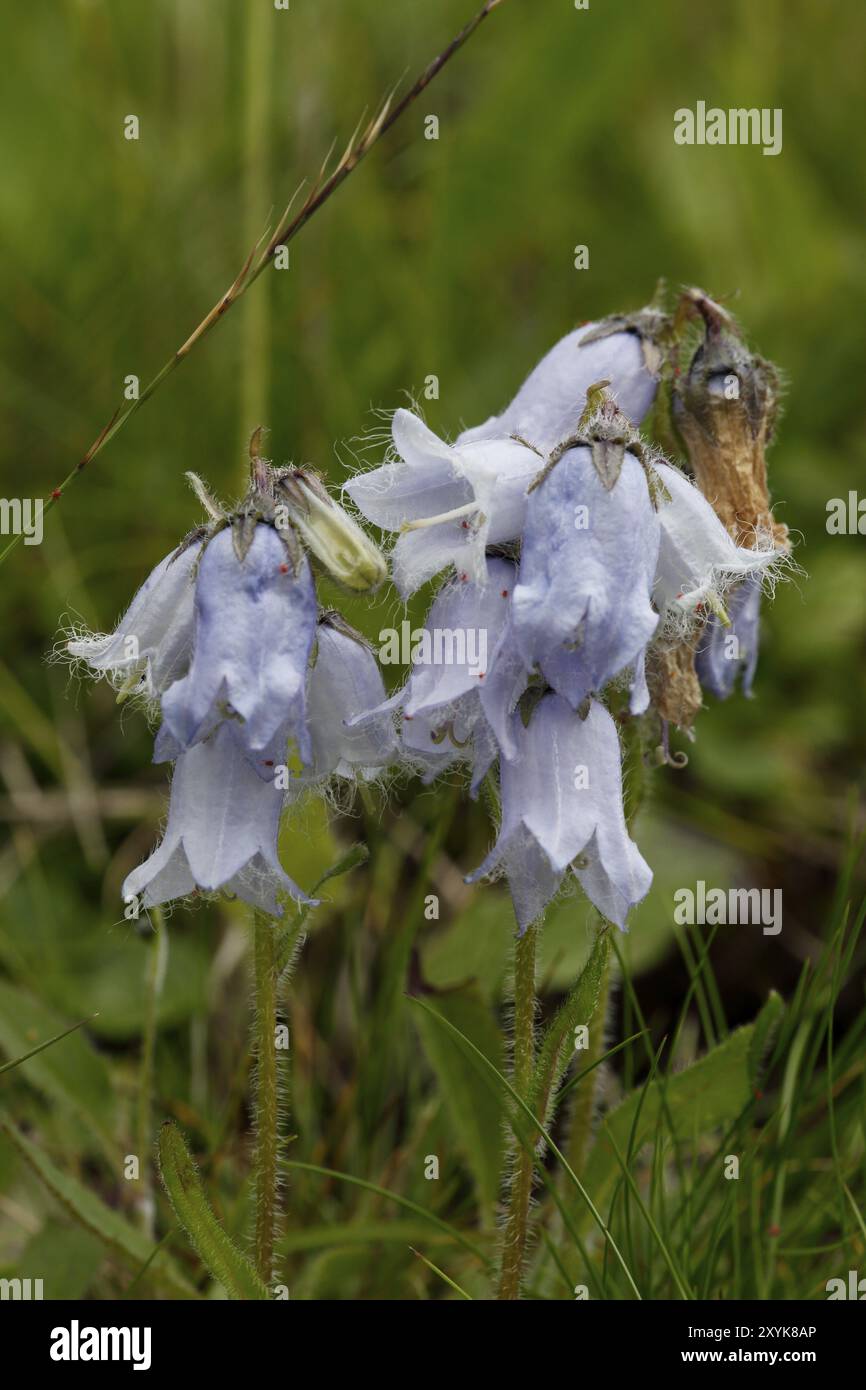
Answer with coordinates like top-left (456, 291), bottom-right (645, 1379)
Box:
top-left (695, 574), bottom-right (762, 699)
top-left (511, 397), bottom-right (662, 717)
top-left (466, 695), bottom-right (652, 933)
top-left (343, 322), bottom-right (792, 934)
top-left (69, 446), bottom-right (390, 916)
top-left (351, 555), bottom-right (526, 792)
top-left (123, 722), bottom-right (315, 916)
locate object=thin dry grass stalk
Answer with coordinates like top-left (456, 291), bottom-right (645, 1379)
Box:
top-left (0, 0), bottom-right (507, 567)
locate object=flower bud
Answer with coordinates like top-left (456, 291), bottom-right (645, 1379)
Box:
top-left (275, 469), bottom-right (387, 592)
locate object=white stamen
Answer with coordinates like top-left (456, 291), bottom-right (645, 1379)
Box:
top-left (400, 502), bottom-right (479, 533)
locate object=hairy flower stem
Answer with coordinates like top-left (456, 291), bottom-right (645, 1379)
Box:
top-left (564, 951), bottom-right (612, 1177)
top-left (136, 906), bottom-right (167, 1237)
top-left (0, 0), bottom-right (507, 568)
top-left (252, 910), bottom-right (280, 1287)
top-left (497, 921), bottom-right (538, 1301)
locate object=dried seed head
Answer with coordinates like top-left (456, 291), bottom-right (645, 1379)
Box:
top-left (647, 634), bottom-right (704, 731)
top-left (672, 290), bottom-right (787, 550)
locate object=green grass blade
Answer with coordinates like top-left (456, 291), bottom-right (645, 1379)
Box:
top-left (0, 1013), bottom-right (96, 1075)
top-left (407, 994), bottom-right (643, 1299)
top-left (409, 1247), bottom-right (473, 1299)
top-left (284, 1159), bottom-right (490, 1265)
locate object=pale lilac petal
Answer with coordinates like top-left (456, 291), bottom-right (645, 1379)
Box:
top-left (225, 855), bottom-right (310, 917)
top-left (629, 649), bottom-right (650, 716)
top-left (503, 698), bottom-right (622, 871)
top-left (123, 841), bottom-right (196, 908)
top-left (457, 324), bottom-right (657, 454)
top-left (466, 711), bottom-right (498, 794)
top-left (391, 523), bottom-right (474, 599)
top-left (408, 437), bottom-right (538, 592)
top-left (478, 637), bottom-right (529, 762)
top-left (653, 461), bottom-right (777, 617)
top-left (466, 695), bottom-right (650, 931)
top-left (453, 438), bottom-right (541, 549)
top-left (349, 557), bottom-right (525, 782)
top-left (575, 829), bottom-right (653, 932)
top-left (123, 724), bottom-right (314, 913)
top-left (306, 622), bottom-right (397, 778)
top-left (371, 558), bottom-right (524, 775)
top-left (399, 708), bottom-right (462, 778)
top-left (696, 575), bottom-right (762, 698)
top-left (512, 448), bottom-right (659, 708)
top-left (401, 560), bottom-right (514, 713)
top-left (344, 411), bottom-right (470, 531)
top-left (69, 541), bottom-right (201, 696)
top-left (176, 729), bottom-right (284, 888)
top-left (497, 830), bottom-right (565, 934)
top-left (388, 452), bottom-right (530, 595)
top-left (395, 694), bottom-right (496, 793)
top-left (159, 526), bottom-right (317, 762)
top-left (351, 411), bottom-right (538, 597)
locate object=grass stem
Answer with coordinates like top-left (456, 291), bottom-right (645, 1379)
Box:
top-left (0, 0), bottom-right (508, 567)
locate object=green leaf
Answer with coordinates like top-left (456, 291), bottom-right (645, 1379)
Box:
top-left (581, 1024), bottom-right (756, 1219)
top-left (14, 1221), bottom-right (104, 1300)
top-left (157, 1121), bottom-right (270, 1300)
top-left (1, 1119), bottom-right (195, 1298)
top-left (413, 984), bottom-right (505, 1221)
top-left (531, 926), bottom-right (609, 1127)
top-left (748, 990), bottom-right (785, 1090)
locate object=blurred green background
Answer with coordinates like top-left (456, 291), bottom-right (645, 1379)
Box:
top-left (1, 0), bottom-right (865, 1300)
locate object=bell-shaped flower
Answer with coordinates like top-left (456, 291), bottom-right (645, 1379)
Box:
top-left (344, 409), bottom-right (540, 597)
top-left (467, 694), bottom-right (652, 932)
top-left (156, 523), bottom-right (318, 770)
top-left (652, 461), bottom-right (780, 625)
top-left (353, 557), bottom-right (527, 791)
top-left (68, 539), bottom-right (202, 699)
top-left (457, 316), bottom-right (661, 455)
top-left (695, 575), bottom-right (762, 698)
top-left (296, 617), bottom-right (398, 784)
top-left (122, 723), bottom-right (314, 916)
top-left (511, 444), bottom-right (660, 714)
